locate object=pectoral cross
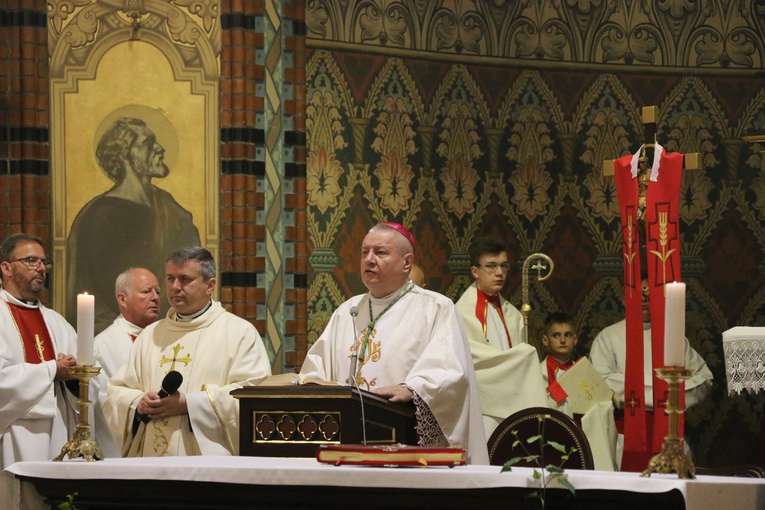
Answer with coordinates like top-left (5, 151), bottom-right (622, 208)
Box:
top-left (627, 390), bottom-right (642, 416)
top-left (34, 334), bottom-right (45, 363)
top-left (159, 343), bottom-right (192, 372)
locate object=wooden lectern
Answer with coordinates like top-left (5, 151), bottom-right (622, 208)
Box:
top-left (231, 385), bottom-right (417, 457)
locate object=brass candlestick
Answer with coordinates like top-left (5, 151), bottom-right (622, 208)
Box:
top-left (54, 365), bottom-right (103, 461)
top-left (642, 367), bottom-right (695, 479)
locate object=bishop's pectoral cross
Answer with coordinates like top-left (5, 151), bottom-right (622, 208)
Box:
top-left (159, 343), bottom-right (192, 372)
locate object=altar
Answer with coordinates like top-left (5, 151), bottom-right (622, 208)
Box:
top-left (5, 456), bottom-right (765, 510)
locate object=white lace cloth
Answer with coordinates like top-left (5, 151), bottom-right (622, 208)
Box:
top-left (722, 327), bottom-right (765, 395)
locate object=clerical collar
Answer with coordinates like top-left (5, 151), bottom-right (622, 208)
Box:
top-left (3, 291), bottom-right (39, 308)
top-left (369, 281), bottom-right (410, 313)
top-left (175, 300), bottom-right (213, 321)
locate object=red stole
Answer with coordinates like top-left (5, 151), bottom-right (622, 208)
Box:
top-left (546, 356), bottom-right (575, 404)
top-left (474, 288), bottom-right (512, 347)
top-left (6, 302), bottom-right (55, 364)
top-left (614, 148), bottom-right (684, 455)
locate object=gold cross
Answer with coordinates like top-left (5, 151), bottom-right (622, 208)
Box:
top-left (159, 343), bottom-right (192, 372)
top-left (34, 334), bottom-right (45, 363)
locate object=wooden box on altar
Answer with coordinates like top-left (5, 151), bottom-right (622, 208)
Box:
top-left (231, 385), bottom-right (417, 457)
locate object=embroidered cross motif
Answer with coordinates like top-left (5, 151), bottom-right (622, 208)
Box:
top-left (34, 334), bottom-right (45, 363)
top-left (657, 391), bottom-right (669, 409)
top-left (159, 343), bottom-right (192, 372)
top-left (627, 390), bottom-right (642, 416)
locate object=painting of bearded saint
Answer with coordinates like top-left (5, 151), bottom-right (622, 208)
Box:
top-left (66, 117), bottom-right (201, 332)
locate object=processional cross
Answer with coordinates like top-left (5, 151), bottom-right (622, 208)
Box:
top-left (603, 105), bottom-right (699, 477)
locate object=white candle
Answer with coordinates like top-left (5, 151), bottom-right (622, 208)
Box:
top-left (664, 282), bottom-right (685, 367)
top-left (77, 293), bottom-right (95, 365)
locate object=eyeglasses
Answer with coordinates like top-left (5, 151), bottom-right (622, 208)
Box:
top-left (5, 257), bottom-right (53, 270)
top-left (475, 262), bottom-right (511, 273)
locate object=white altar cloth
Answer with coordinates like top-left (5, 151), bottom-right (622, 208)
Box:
top-left (5, 456), bottom-right (765, 510)
top-left (723, 326), bottom-right (765, 395)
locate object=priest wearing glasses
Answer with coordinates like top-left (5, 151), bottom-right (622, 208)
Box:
top-left (300, 222), bottom-right (488, 464)
top-left (455, 237), bottom-right (547, 439)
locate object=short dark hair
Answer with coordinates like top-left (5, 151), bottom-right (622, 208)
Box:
top-left (0, 233), bottom-right (44, 262)
top-left (165, 246), bottom-right (216, 281)
top-left (469, 237), bottom-right (507, 266)
top-left (544, 311), bottom-right (575, 335)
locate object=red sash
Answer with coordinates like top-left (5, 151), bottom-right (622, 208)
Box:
top-left (475, 288), bottom-right (512, 347)
top-left (6, 302), bottom-right (55, 364)
top-left (614, 148), bottom-right (684, 454)
top-left (545, 356), bottom-right (574, 404)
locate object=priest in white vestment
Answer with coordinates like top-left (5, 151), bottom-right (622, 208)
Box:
top-left (454, 237), bottom-right (548, 439)
top-left (92, 268), bottom-right (160, 458)
top-left (590, 278), bottom-right (713, 469)
top-left (300, 223), bottom-right (489, 464)
top-left (0, 234), bottom-right (78, 469)
top-left (104, 247), bottom-right (271, 456)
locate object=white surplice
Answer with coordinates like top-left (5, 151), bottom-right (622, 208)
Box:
top-left (104, 301), bottom-right (271, 457)
top-left (92, 315), bottom-right (143, 458)
top-left (0, 290), bottom-right (78, 468)
top-left (300, 282), bottom-right (489, 464)
top-left (455, 284), bottom-right (548, 439)
top-left (589, 320), bottom-right (713, 410)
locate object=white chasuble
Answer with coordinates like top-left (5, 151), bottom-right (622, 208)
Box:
top-left (104, 301), bottom-right (271, 457)
top-left (300, 282), bottom-right (489, 464)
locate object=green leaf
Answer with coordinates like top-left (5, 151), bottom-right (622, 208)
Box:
top-left (548, 440), bottom-right (567, 453)
top-left (526, 434), bottom-right (542, 443)
top-left (545, 465), bottom-right (564, 474)
top-left (558, 476), bottom-right (576, 495)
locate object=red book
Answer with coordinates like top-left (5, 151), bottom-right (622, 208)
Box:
top-left (316, 444), bottom-right (467, 467)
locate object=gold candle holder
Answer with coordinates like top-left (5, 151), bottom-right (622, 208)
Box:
top-left (641, 367), bottom-right (695, 479)
top-left (54, 365), bottom-right (103, 462)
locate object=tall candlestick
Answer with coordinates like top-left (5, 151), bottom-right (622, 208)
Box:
top-left (664, 282), bottom-right (685, 367)
top-left (77, 293), bottom-right (95, 365)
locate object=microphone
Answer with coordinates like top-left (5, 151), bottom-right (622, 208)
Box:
top-left (137, 371), bottom-right (184, 426)
top-left (158, 370), bottom-right (183, 398)
top-left (346, 306), bottom-right (359, 386)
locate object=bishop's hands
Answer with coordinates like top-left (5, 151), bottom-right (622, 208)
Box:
top-left (137, 390), bottom-right (188, 419)
top-left (373, 384), bottom-right (414, 403)
top-left (54, 353), bottom-right (77, 381)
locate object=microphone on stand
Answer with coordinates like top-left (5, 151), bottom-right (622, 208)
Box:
top-left (345, 304), bottom-right (367, 444)
top-left (346, 306), bottom-right (359, 386)
top-left (133, 371), bottom-right (183, 434)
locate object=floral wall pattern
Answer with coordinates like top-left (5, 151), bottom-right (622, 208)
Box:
top-left (305, 1), bottom-right (765, 468)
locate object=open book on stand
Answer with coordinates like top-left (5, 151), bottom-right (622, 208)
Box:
top-left (316, 444), bottom-right (467, 467)
top-left (257, 373), bottom-right (340, 386)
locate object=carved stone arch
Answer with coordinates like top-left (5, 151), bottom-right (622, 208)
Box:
top-left (49, 0), bottom-right (220, 319)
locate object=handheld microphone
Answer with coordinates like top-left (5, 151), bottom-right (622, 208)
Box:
top-left (158, 370), bottom-right (183, 398)
top-left (346, 306), bottom-right (359, 386)
top-left (138, 371), bottom-right (183, 425)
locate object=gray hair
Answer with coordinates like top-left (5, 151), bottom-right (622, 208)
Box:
top-left (165, 246), bottom-right (216, 281)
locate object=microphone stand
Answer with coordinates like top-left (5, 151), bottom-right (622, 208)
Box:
top-left (346, 305), bottom-right (367, 444)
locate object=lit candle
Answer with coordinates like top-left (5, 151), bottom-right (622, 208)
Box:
top-left (664, 282), bottom-right (685, 367)
top-left (77, 293), bottom-right (95, 365)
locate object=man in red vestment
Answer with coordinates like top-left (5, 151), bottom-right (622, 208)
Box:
top-left (0, 233), bottom-right (79, 468)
